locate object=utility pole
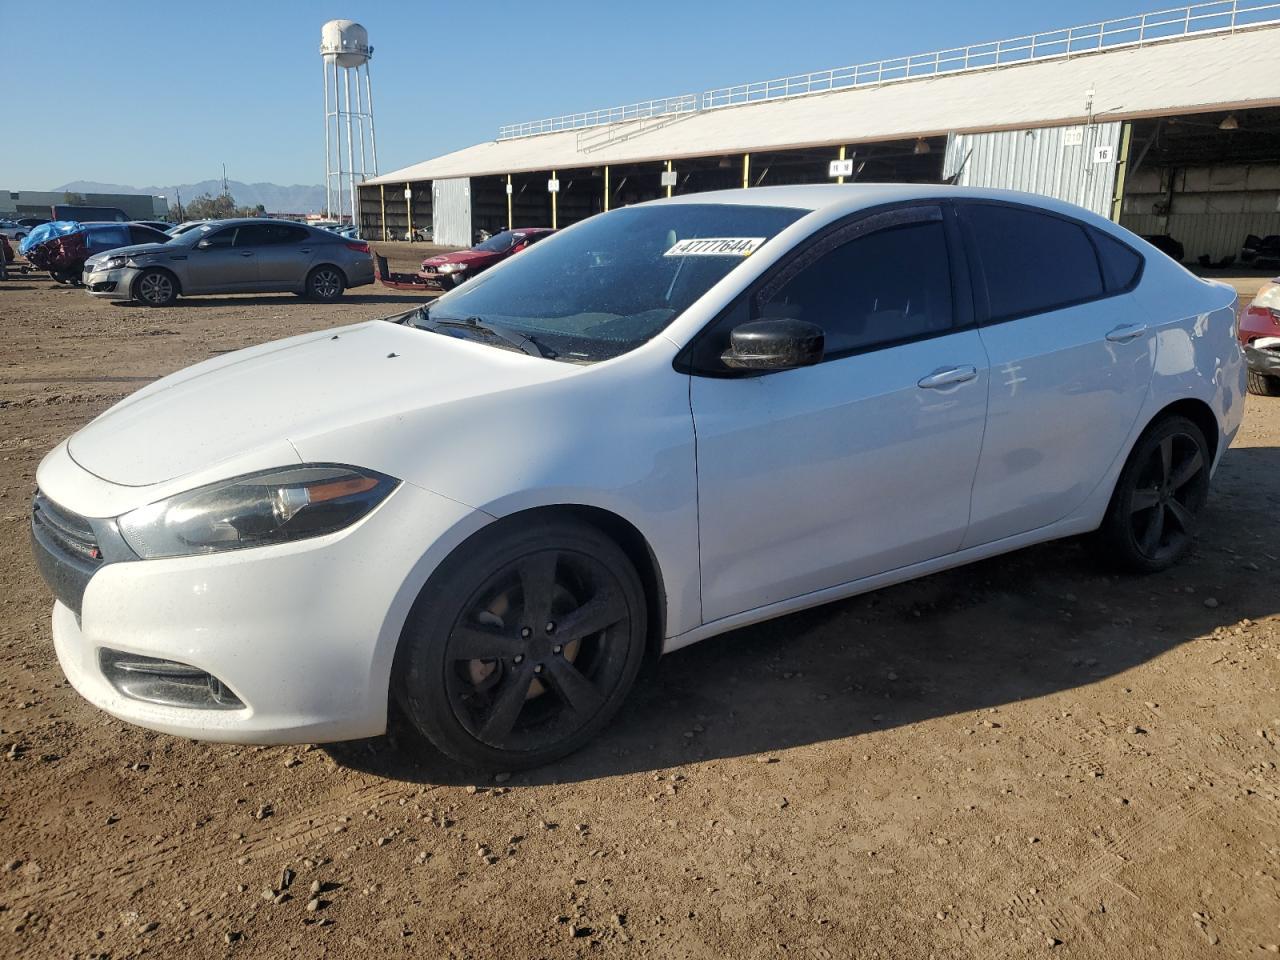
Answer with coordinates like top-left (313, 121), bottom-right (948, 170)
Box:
top-left (221, 163), bottom-right (230, 198)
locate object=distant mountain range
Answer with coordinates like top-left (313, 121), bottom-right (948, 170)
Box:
top-left (53, 180), bottom-right (328, 214)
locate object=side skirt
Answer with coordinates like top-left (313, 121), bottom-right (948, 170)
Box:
top-left (661, 515), bottom-right (1098, 655)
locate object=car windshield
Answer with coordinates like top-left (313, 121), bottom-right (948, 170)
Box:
top-left (473, 231), bottom-right (518, 253)
top-left (406, 204), bottom-right (804, 362)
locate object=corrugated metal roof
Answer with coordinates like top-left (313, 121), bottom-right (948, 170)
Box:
top-left (367, 26), bottom-right (1280, 185)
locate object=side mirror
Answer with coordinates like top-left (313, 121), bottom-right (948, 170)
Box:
top-left (722, 318), bottom-right (825, 371)
top-left (195, 238), bottom-right (211, 250)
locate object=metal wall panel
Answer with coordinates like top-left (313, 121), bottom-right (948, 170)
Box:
top-left (432, 178), bottom-right (472, 247)
top-left (1119, 212), bottom-right (1280, 263)
top-left (943, 123), bottom-right (1123, 218)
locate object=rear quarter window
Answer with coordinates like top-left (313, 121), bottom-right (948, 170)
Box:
top-left (1091, 229), bottom-right (1143, 292)
top-left (962, 203), bottom-right (1105, 321)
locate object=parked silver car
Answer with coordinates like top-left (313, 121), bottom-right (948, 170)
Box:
top-left (82, 218), bottom-right (375, 306)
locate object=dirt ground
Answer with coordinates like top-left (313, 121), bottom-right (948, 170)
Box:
top-left (1, 251), bottom-right (1278, 960)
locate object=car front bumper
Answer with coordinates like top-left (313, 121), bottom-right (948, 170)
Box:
top-left (39, 476), bottom-right (490, 744)
top-left (83, 266), bottom-right (140, 299)
top-left (1245, 338), bottom-right (1280, 377)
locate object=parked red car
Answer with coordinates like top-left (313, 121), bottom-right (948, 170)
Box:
top-left (419, 228), bottom-right (555, 289)
top-left (1239, 278), bottom-right (1280, 396)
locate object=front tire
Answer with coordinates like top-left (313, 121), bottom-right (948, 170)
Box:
top-left (133, 268), bottom-right (178, 307)
top-left (396, 518), bottom-right (647, 771)
top-left (1247, 369), bottom-right (1280, 397)
top-left (1094, 415), bottom-right (1211, 573)
top-left (305, 265), bottom-right (345, 302)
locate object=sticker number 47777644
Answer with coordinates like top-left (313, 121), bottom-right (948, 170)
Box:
top-left (664, 237), bottom-right (766, 257)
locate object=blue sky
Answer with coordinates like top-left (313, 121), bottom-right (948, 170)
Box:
top-left (5, 0), bottom-right (1143, 188)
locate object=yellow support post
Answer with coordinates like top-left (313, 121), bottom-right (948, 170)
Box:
top-left (379, 184), bottom-right (387, 241)
top-left (551, 170), bottom-right (558, 230)
top-left (1111, 123), bottom-right (1133, 223)
top-left (742, 153), bottom-right (750, 189)
top-left (837, 145), bottom-right (847, 185)
top-left (405, 182), bottom-right (413, 241)
top-left (665, 159), bottom-right (673, 198)
top-left (604, 165), bottom-right (610, 212)
top-left (506, 174), bottom-right (513, 230)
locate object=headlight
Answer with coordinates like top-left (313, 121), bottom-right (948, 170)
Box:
top-left (117, 465), bottom-right (398, 559)
top-left (103, 255), bottom-right (129, 270)
top-left (436, 262), bottom-right (468, 274)
top-left (1254, 283), bottom-right (1280, 311)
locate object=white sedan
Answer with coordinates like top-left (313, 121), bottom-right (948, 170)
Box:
top-left (31, 185), bottom-right (1245, 770)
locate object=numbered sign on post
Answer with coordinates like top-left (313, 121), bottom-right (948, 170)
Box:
top-left (828, 159), bottom-right (854, 178)
top-left (547, 178), bottom-right (560, 193)
top-left (660, 170), bottom-right (678, 187)
top-left (403, 187), bottom-right (412, 200)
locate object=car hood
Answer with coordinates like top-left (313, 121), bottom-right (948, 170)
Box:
top-left (66, 320), bottom-right (574, 488)
top-left (422, 249), bottom-right (499, 268)
top-left (84, 241), bottom-right (175, 262)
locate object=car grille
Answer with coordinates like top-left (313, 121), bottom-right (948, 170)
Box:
top-left (33, 492), bottom-right (101, 564)
top-left (30, 490), bottom-right (103, 615)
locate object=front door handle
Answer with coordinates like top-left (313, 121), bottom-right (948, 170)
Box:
top-left (239, 251), bottom-right (255, 258)
top-left (918, 365), bottom-right (978, 389)
top-left (1105, 323), bottom-right (1148, 343)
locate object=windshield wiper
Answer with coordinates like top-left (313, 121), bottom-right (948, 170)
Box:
top-left (425, 315), bottom-right (558, 360)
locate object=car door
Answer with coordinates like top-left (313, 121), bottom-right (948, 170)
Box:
top-left (956, 201), bottom-right (1155, 548)
top-left (184, 225), bottom-right (258, 293)
top-left (689, 204), bottom-right (991, 624)
top-left (250, 223), bottom-right (316, 289)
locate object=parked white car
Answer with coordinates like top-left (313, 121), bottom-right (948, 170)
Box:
top-left (32, 185), bottom-right (1245, 770)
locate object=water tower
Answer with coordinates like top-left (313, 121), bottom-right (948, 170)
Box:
top-left (321, 20), bottom-right (378, 224)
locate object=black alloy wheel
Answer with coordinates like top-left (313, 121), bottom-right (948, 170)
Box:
top-left (1096, 415), bottom-right (1210, 572)
top-left (397, 519), bottom-right (647, 770)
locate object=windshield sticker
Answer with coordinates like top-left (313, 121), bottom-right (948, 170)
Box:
top-left (664, 237), bottom-right (766, 258)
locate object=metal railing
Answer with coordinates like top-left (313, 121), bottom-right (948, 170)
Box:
top-left (499, 93), bottom-right (700, 140)
top-left (496, 0), bottom-right (1280, 140)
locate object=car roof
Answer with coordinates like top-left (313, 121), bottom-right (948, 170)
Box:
top-left (651, 183), bottom-right (1119, 228)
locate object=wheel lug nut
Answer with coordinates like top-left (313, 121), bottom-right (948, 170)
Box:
top-left (520, 627), bottom-right (532, 639)
top-left (545, 621), bottom-right (556, 633)
top-left (533, 664), bottom-right (543, 674)
top-left (513, 654), bottom-right (524, 664)
top-left (552, 644), bottom-right (562, 654)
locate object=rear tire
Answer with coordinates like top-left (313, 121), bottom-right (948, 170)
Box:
top-left (395, 518), bottom-right (647, 771)
top-left (305, 265), bottom-right (345, 302)
top-left (132, 268), bottom-right (178, 307)
top-left (1093, 415), bottom-right (1211, 574)
top-left (1246, 369), bottom-right (1280, 397)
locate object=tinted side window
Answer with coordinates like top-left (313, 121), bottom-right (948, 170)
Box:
top-left (233, 224), bottom-right (272, 247)
top-left (963, 204), bottom-right (1104, 321)
top-left (1092, 229), bottom-right (1143, 293)
top-left (759, 220), bottom-right (954, 355)
top-left (255, 223), bottom-right (308, 244)
top-left (129, 225), bottom-right (166, 244)
top-left (88, 225), bottom-right (130, 249)
top-left (201, 228), bottom-right (237, 249)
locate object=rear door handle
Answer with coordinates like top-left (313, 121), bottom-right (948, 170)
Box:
top-left (239, 251), bottom-right (255, 258)
top-left (1105, 323), bottom-right (1148, 343)
top-left (917, 365), bottom-right (978, 389)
